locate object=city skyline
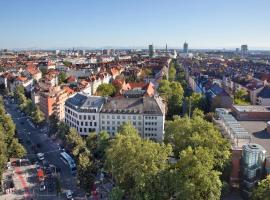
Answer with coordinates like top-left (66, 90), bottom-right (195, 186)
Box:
top-left (1, 0), bottom-right (270, 49)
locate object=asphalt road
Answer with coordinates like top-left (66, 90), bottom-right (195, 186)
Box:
top-left (3, 97), bottom-right (81, 199)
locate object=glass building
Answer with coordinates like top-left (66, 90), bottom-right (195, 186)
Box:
top-left (241, 143), bottom-right (266, 197)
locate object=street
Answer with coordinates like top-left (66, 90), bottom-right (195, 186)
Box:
top-left (3, 96), bottom-right (85, 200)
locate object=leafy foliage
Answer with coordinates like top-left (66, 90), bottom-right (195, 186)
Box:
top-left (96, 83), bottom-right (116, 97)
top-left (234, 88), bottom-right (250, 105)
top-left (58, 72), bottom-right (67, 84)
top-left (157, 80), bottom-right (184, 117)
top-left (15, 86), bottom-right (45, 124)
top-left (251, 175), bottom-right (270, 200)
top-left (0, 96), bottom-right (26, 180)
top-left (105, 123), bottom-right (172, 198)
top-left (165, 115), bottom-right (231, 171)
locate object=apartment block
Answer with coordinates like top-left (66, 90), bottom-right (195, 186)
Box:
top-left (64, 93), bottom-right (165, 142)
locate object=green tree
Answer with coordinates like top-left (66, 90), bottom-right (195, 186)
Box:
top-left (32, 106), bottom-right (45, 124)
top-left (174, 147), bottom-right (222, 200)
top-left (56, 121), bottom-right (69, 141)
top-left (158, 80), bottom-right (184, 117)
top-left (185, 93), bottom-right (206, 115)
top-left (66, 128), bottom-right (86, 159)
top-left (105, 123), bottom-right (172, 198)
top-left (165, 115), bottom-right (231, 170)
top-left (77, 150), bottom-right (96, 190)
top-left (234, 88), bottom-right (250, 105)
top-left (58, 72), bottom-right (67, 84)
top-left (8, 139), bottom-right (26, 158)
top-left (168, 61), bottom-right (176, 81)
top-left (251, 175), bottom-right (270, 200)
top-left (96, 83), bottom-right (116, 97)
top-left (109, 187), bottom-right (125, 200)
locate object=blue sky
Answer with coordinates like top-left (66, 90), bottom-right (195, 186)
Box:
top-left (0, 0), bottom-right (270, 49)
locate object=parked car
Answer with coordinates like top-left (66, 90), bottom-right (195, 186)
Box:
top-left (37, 153), bottom-right (45, 161)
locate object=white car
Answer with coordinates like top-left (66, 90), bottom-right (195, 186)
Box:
top-left (37, 153), bottom-right (45, 161)
top-left (39, 182), bottom-right (46, 192)
top-left (65, 190), bottom-right (74, 200)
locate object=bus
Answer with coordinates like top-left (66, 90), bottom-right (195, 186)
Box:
top-left (60, 152), bottom-right (77, 174)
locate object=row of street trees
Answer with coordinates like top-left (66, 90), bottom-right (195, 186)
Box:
top-left (0, 96), bottom-right (26, 185)
top-left (14, 85), bottom-right (45, 124)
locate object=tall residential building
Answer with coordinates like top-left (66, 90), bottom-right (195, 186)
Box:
top-left (183, 41), bottom-right (188, 53)
top-left (39, 86), bottom-right (73, 121)
top-left (241, 143), bottom-right (266, 197)
top-left (241, 44), bottom-right (248, 55)
top-left (149, 44), bottom-right (155, 58)
top-left (64, 93), bottom-right (166, 141)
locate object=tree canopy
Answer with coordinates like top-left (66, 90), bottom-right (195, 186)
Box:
top-left (165, 115), bottom-right (231, 170)
top-left (105, 123), bottom-right (172, 198)
top-left (158, 80), bottom-right (184, 117)
top-left (251, 175), bottom-right (270, 200)
top-left (96, 83), bottom-right (116, 97)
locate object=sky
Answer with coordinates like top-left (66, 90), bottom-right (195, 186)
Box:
top-left (0, 0), bottom-right (270, 50)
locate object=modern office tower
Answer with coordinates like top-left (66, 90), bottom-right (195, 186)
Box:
top-left (241, 44), bottom-right (248, 55)
top-left (241, 143), bottom-right (266, 197)
top-left (183, 41), bottom-right (188, 53)
top-left (149, 44), bottom-right (155, 57)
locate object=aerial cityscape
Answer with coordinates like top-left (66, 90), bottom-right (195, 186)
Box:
top-left (1, 0), bottom-right (270, 200)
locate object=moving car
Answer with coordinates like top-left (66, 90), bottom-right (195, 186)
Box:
top-left (65, 190), bottom-right (74, 200)
top-left (39, 181), bottom-right (46, 192)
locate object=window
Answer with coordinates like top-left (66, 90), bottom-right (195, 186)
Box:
top-left (128, 116), bottom-right (131, 120)
top-left (117, 121), bottom-right (120, 125)
top-left (84, 128), bottom-right (87, 132)
top-left (133, 122), bottom-right (136, 126)
top-left (112, 115), bottom-right (115, 119)
top-left (94, 122), bottom-right (97, 126)
top-left (138, 122), bottom-right (141, 125)
top-left (93, 116), bottom-right (95, 120)
top-left (107, 121), bottom-right (110, 125)
top-left (88, 115), bottom-right (91, 120)
top-left (80, 128), bottom-right (82, 132)
top-left (122, 116), bottom-right (125, 119)
top-left (102, 126), bottom-right (105, 130)
top-left (133, 116), bottom-right (136, 120)
top-left (107, 115), bottom-right (110, 119)
top-left (84, 115), bottom-right (86, 120)
top-left (81, 122), bottom-right (83, 126)
top-left (102, 121), bottom-right (105, 125)
top-left (112, 121), bottom-right (115, 125)
top-left (112, 127), bottom-right (115, 130)
top-left (79, 115), bottom-right (82, 120)
top-left (90, 122), bottom-right (92, 126)
top-left (138, 116), bottom-right (141, 120)
top-left (117, 115), bottom-right (120, 119)
top-left (85, 122), bottom-right (88, 126)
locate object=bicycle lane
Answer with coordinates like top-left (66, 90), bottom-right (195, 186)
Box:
top-left (14, 166), bottom-right (31, 199)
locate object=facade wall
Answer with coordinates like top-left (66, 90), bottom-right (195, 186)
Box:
top-left (64, 107), bottom-right (164, 142)
top-left (65, 106), bottom-right (100, 136)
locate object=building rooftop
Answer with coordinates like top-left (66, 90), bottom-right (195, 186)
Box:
top-left (100, 96), bottom-right (164, 115)
top-left (240, 121), bottom-right (270, 156)
top-left (65, 93), bottom-right (105, 109)
top-left (233, 105), bottom-right (270, 113)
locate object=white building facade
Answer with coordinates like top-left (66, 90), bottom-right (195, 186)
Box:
top-left (64, 93), bottom-right (165, 141)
